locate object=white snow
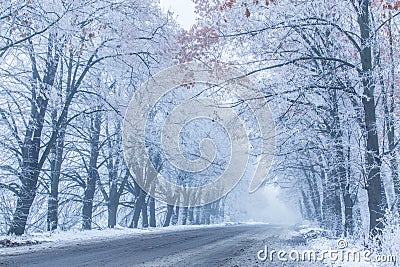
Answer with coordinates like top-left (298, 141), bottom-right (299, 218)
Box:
top-left (1, 223), bottom-right (398, 267)
top-left (0, 223), bottom-right (230, 256)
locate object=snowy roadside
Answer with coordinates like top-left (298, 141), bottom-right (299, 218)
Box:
top-left (224, 224), bottom-right (399, 267)
top-left (0, 223), bottom-right (236, 256)
top-left (304, 236), bottom-right (398, 267)
top-left (1, 223), bottom-right (397, 267)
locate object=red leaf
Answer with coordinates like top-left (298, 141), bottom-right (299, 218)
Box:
top-left (245, 8), bottom-right (250, 18)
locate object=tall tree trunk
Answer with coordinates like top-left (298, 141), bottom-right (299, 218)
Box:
top-left (82, 112), bottom-right (101, 230)
top-left (47, 102), bottom-right (67, 231)
top-left (181, 207), bottom-right (188, 225)
top-left (107, 175), bottom-right (127, 228)
top-left (301, 190), bottom-right (313, 221)
top-left (344, 144), bottom-right (355, 236)
top-left (9, 179), bottom-right (37, 235)
top-left (108, 183), bottom-right (118, 228)
top-left (357, 0), bottom-right (388, 235)
top-left (9, 37), bottom-right (59, 235)
top-left (108, 202), bottom-right (118, 228)
top-left (203, 204), bottom-right (211, 225)
top-left (302, 163), bottom-right (322, 224)
top-left (47, 59), bottom-right (69, 231)
top-left (386, 18), bottom-right (400, 212)
top-left (149, 197), bottom-right (156, 227)
top-left (163, 204), bottom-right (174, 227)
top-left (195, 207), bottom-right (201, 225)
top-left (322, 165), bottom-right (342, 234)
top-left (330, 88), bottom-right (347, 236)
top-left (141, 199), bottom-right (149, 228)
top-left (171, 206), bottom-right (179, 225)
top-left (344, 185), bottom-right (354, 236)
top-left (188, 207), bottom-right (194, 225)
top-left (130, 188), bottom-right (146, 228)
top-left (47, 139), bottom-right (63, 231)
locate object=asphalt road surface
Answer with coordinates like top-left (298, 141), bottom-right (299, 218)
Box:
top-left (0, 224), bottom-right (303, 267)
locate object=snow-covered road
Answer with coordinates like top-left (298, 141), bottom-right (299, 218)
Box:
top-left (0, 224), bottom-right (305, 267)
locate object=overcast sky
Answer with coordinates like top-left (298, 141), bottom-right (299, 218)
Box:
top-left (159, 0), bottom-right (197, 30)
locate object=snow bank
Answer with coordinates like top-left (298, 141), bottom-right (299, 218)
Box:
top-left (0, 223), bottom-right (231, 256)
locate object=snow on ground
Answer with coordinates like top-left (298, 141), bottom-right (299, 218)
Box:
top-left (0, 223), bottom-right (235, 256)
top-left (224, 225), bottom-right (398, 267)
top-left (1, 223), bottom-right (398, 266)
top-left (306, 237), bottom-right (398, 267)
